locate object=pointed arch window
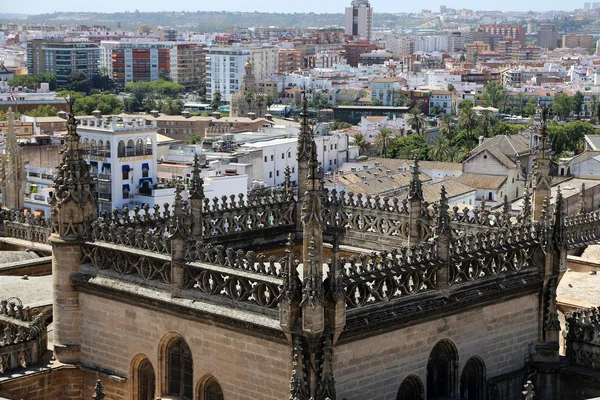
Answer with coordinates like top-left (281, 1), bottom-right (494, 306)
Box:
top-left (137, 358), bottom-right (156, 400)
top-left (460, 357), bottom-right (486, 400)
top-left (167, 337), bottom-right (193, 399)
top-left (200, 377), bottom-right (224, 400)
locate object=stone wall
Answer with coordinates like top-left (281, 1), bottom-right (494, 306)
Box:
top-left (0, 365), bottom-right (127, 400)
top-left (334, 293), bottom-right (539, 400)
top-left (78, 293), bottom-right (291, 400)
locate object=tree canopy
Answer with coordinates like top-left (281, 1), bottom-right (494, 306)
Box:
top-left (9, 73), bottom-right (57, 90)
top-left (125, 79), bottom-right (185, 102)
top-left (388, 134), bottom-right (430, 160)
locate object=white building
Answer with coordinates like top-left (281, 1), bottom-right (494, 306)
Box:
top-left (76, 116), bottom-right (166, 214)
top-left (239, 133), bottom-right (356, 187)
top-left (206, 47), bottom-right (251, 103)
top-left (248, 46), bottom-right (279, 82)
top-left (345, 0), bottom-right (373, 41)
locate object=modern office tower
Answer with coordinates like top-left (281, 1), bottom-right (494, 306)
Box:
top-left (27, 39), bottom-right (99, 88)
top-left (345, 0), bottom-right (373, 42)
top-left (537, 24), bottom-right (558, 50)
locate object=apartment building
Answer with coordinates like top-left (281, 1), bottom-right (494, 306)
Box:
top-left (248, 46), bottom-right (278, 82)
top-left (279, 50), bottom-right (303, 74)
top-left (206, 47), bottom-right (250, 103)
top-left (537, 24), bottom-right (558, 50)
top-left (99, 41), bottom-right (205, 91)
top-left (27, 39), bottom-right (99, 88)
top-left (562, 34), bottom-right (595, 49)
top-left (472, 24), bottom-right (526, 50)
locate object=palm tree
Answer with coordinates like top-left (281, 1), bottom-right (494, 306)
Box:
top-left (429, 135), bottom-right (451, 161)
top-left (266, 95), bottom-right (274, 113)
top-left (374, 128), bottom-right (395, 158)
top-left (211, 91), bottom-right (222, 111)
top-left (352, 133), bottom-right (370, 155)
top-left (255, 94), bottom-right (265, 115)
top-left (458, 106), bottom-right (477, 139)
top-left (407, 108), bottom-right (427, 135)
top-left (479, 110), bottom-right (497, 137)
top-left (517, 93), bottom-right (525, 115)
top-left (245, 92), bottom-right (255, 114)
top-left (447, 145), bottom-right (469, 162)
top-left (439, 115), bottom-right (456, 139)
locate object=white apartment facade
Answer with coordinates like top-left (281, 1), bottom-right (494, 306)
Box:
top-left (206, 47), bottom-right (251, 103)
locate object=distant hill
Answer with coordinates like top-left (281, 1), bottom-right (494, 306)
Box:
top-left (0, 11), bottom-right (421, 31)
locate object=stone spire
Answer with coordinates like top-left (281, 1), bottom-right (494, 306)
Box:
top-left (408, 154), bottom-right (423, 245)
top-left (190, 153), bottom-right (205, 239)
top-left (579, 183), bottom-right (587, 215)
top-left (409, 154), bottom-right (423, 201)
top-left (533, 106), bottom-right (552, 222)
top-left (296, 92), bottom-right (313, 233)
top-left (436, 185), bottom-right (451, 235)
top-left (553, 186), bottom-right (566, 253)
top-left (0, 107), bottom-right (26, 210)
top-left (50, 110), bottom-right (97, 239)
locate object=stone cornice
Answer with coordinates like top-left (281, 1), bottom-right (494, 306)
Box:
top-left (338, 270), bottom-right (543, 343)
top-left (71, 272), bottom-right (288, 343)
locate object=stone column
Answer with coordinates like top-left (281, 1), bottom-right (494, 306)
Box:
top-left (51, 236), bottom-right (83, 363)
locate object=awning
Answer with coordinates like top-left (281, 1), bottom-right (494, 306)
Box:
top-left (139, 178), bottom-right (153, 186)
top-left (33, 210), bottom-right (44, 217)
top-left (122, 165), bottom-right (131, 172)
top-left (122, 184), bottom-right (130, 191)
top-left (142, 163), bottom-right (149, 170)
top-left (90, 161), bottom-right (98, 167)
top-left (102, 163), bottom-right (111, 171)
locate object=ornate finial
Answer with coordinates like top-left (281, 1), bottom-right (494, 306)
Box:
top-left (50, 100), bottom-right (96, 239)
top-left (301, 236), bottom-right (325, 309)
top-left (522, 380), bottom-right (534, 400)
top-left (553, 186), bottom-right (566, 252)
top-left (580, 183), bottom-right (587, 215)
top-left (502, 195), bottom-right (510, 215)
top-left (522, 186), bottom-right (532, 221)
top-left (436, 185), bottom-right (450, 235)
top-left (297, 91), bottom-right (312, 163)
top-left (190, 153), bottom-right (205, 200)
top-left (92, 379), bottom-right (105, 400)
top-left (409, 154), bottom-right (423, 200)
top-left (174, 179), bottom-right (183, 202)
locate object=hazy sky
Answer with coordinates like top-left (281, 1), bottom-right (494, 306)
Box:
top-left (5, 0), bottom-right (572, 15)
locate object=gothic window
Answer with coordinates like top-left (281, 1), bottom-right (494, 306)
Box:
top-left (426, 340), bottom-right (458, 399)
top-left (137, 358), bottom-right (156, 400)
top-left (460, 357), bottom-right (486, 400)
top-left (396, 375), bottom-right (424, 400)
top-left (167, 338), bottom-right (193, 400)
top-left (199, 377), bottom-right (224, 400)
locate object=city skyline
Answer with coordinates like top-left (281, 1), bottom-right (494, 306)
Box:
top-left (1, 0), bottom-right (585, 17)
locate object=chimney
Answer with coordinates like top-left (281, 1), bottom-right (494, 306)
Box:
top-left (212, 111), bottom-right (221, 120)
top-left (182, 110), bottom-right (191, 118)
top-left (351, 167), bottom-right (357, 172)
top-left (374, 162), bottom-right (380, 168)
top-left (361, 176), bottom-right (367, 183)
top-left (248, 112), bottom-right (257, 120)
top-left (92, 109), bottom-right (101, 118)
top-left (265, 113), bottom-right (273, 121)
top-left (150, 109), bottom-right (159, 118)
top-left (478, 136), bottom-right (485, 146)
top-left (363, 165), bottom-right (368, 170)
top-left (374, 172), bottom-right (380, 178)
top-left (386, 170), bottom-right (392, 176)
top-left (58, 111), bottom-right (67, 119)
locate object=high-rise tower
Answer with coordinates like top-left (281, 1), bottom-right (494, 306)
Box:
top-left (344, 0), bottom-right (373, 42)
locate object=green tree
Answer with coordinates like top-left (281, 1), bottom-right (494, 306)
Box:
top-left (429, 135), bottom-right (451, 161)
top-left (25, 104), bottom-right (58, 117)
top-left (439, 115), bottom-right (456, 139)
top-left (186, 132), bottom-right (204, 144)
top-left (9, 73), bottom-right (57, 90)
top-left (124, 79), bottom-right (185, 101)
top-left (478, 110), bottom-right (497, 137)
top-left (447, 83), bottom-right (455, 92)
top-left (91, 67), bottom-right (116, 92)
top-left (553, 93), bottom-right (573, 120)
top-left (374, 128), bottom-right (395, 158)
top-left (161, 99), bottom-right (183, 115)
top-left (159, 68), bottom-right (171, 81)
top-left (407, 108), bottom-right (427, 135)
top-left (211, 91), bottom-right (222, 111)
top-left (483, 82), bottom-right (504, 109)
top-left (332, 120), bottom-right (352, 130)
top-left (458, 106), bottom-right (478, 138)
top-left (245, 92), bottom-right (255, 113)
top-left (523, 98), bottom-right (537, 116)
top-left (371, 98), bottom-right (383, 106)
top-left (458, 100), bottom-right (473, 111)
top-left (516, 93), bottom-right (525, 115)
top-left (573, 91), bottom-right (584, 117)
top-left (71, 93), bottom-right (124, 115)
top-left (352, 133), bottom-right (370, 155)
top-left (388, 134), bottom-right (430, 160)
top-left (548, 120), bottom-right (596, 154)
top-left (266, 95), bottom-right (274, 112)
top-left (66, 71), bottom-right (91, 94)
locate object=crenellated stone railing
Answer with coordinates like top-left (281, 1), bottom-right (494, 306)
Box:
top-left (0, 298), bottom-right (49, 373)
top-left (564, 210), bottom-right (600, 248)
top-left (1, 209), bottom-right (52, 245)
top-left (200, 188), bottom-right (296, 242)
top-left (565, 307), bottom-right (600, 370)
